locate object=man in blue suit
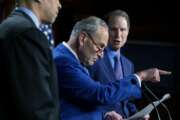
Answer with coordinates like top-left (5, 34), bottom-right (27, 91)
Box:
top-left (53, 16), bottom-right (171, 120)
top-left (88, 10), bottom-right (150, 119)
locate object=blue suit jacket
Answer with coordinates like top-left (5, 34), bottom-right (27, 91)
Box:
top-left (53, 43), bottom-right (141, 120)
top-left (88, 49), bottom-right (141, 118)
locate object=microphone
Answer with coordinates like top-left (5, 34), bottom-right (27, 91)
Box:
top-left (143, 83), bottom-right (172, 120)
top-left (125, 93), bottom-right (171, 120)
top-left (159, 93), bottom-right (171, 103)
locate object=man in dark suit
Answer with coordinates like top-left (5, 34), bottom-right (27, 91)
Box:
top-left (88, 10), bottom-right (150, 119)
top-left (0, 0), bottom-right (61, 119)
top-left (53, 16), bottom-right (171, 120)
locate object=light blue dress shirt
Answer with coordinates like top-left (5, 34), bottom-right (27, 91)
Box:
top-left (107, 46), bottom-right (121, 70)
top-left (16, 7), bottom-right (40, 28)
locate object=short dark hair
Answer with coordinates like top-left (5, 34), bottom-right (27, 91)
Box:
top-left (104, 9), bottom-right (130, 29)
top-left (16, 0), bottom-right (33, 6)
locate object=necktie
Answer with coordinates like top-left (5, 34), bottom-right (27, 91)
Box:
top-left (114, 55), bottom-right (123, 80)
top-left (39, 24), bottom-right (55, 49)
top-left (114, 56), bottom-right (129, 117)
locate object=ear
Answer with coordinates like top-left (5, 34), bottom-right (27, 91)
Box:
top-left (78, 32), bottom-right (87, 47)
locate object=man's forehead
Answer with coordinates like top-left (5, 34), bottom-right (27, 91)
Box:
top-left (96, 27), bottom-right (109, 45)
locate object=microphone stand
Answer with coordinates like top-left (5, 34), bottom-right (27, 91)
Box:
top-left (143, 83), bottom-right (172, 120)
top-left (143, 88), bottom-right (161, 120)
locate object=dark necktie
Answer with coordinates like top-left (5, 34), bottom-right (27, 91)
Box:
top-left (114, 56), bottom-right (129, 117)
top-left (39, 24), bottom-right (54, 49)
top-left (114, 55), bottom-right (123, 80)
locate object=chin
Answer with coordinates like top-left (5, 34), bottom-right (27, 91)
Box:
top-left (51, 17), bottom-right (57, 23)
top-left (112, 46), bottom-right (120, 51)
top-left (88, 63), bottom-right (93, 66)
top-left (49, 19), bottom-right (55, 24)
top-left (45, 17), bottom-right (56, 24)
top-left (116, 45), bottom-right (123, 49)
top-left (88, 61), bottom-right (94, 66)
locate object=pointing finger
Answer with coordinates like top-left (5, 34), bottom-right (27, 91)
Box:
top-left (158, 69), bottom-right (171, 75)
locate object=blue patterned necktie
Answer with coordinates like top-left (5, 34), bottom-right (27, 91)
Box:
top-left (114, 55), bottom-right (123, 80)
top-left (39, 24), bottom-right (54, 49)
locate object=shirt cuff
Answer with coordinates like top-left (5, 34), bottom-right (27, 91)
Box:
top-left (134, 74), bottom-right (141, 87)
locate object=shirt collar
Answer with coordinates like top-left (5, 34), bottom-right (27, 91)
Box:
top-left (107, 46), bottom-right (121, 59)
top-left (16, 7), bottom-right (40, 28)
top-left (62, 42), bottom-right (79, 61)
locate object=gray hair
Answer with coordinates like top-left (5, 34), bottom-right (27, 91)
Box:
top-left (71, 16), bottom-right (108, 38)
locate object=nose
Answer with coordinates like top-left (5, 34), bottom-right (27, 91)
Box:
top-left (58, 0), bottom-right (62, 10)
top-left (97, 51), bottom-right (104, 59)
top-left (115, 29), bottom-right (121, 38)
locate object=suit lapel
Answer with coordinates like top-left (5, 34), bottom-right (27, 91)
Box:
top-left (121, 55), bottom-right (128, 77)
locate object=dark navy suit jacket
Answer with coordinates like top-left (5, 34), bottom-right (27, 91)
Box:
top-left (88, 49), bottom-right (141, 118)
top-left (0, 9), bottom-right (59, 120)
top-left (53, 43), bottom-right (141, 120)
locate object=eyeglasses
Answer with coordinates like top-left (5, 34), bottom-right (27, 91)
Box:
top-left (85, 32), bottom-right (104, 54)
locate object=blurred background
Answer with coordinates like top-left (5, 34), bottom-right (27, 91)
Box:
top-left (1, 0), bottom-right (179, 119)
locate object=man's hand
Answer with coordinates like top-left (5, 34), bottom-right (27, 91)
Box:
top-left (104, 111), bottom-right (123, 120)
top-left (136, 68), bottom-right (171, 82)
top-left (144, 114), bottom-right (150, 120)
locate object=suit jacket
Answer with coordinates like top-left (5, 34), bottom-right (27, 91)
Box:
top-left (0, 9), bottom-right (59, 120)
top-left (88, 48), bottom-right (141, 118)
top-left (53, 43), bottom-right (141, 120)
